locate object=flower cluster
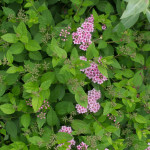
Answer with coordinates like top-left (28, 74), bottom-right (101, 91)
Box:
top-left (57, 126), bottom-right (75, 150)
top-left (80, 56), bottom-right (107, 84)
top-left (72, 14), bottom-right (94, 51)
top-left (26, 98), bottom-right (32, 106)
top-left (77, 142), bottom-right (88, 150)
top-left (145, 143), bottom-right (150, 150)
top-left (102, 24), bottom-right (107, 30)
top-left (76, 88), bottom-right (101, 114)
top-left (59, 26), bottom-right (71, 41)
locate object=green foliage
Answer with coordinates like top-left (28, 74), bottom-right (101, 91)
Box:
top-left (0, 0), bottom-right (150, 149)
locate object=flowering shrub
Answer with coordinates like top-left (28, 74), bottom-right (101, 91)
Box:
top-left (0, 0), bottom-right (150, 150)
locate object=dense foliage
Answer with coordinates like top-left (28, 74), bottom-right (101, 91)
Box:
top-left (0, 0), bottom-right (150, 150)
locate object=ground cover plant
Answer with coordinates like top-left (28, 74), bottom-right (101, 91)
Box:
top-left (0, 0), bottom-right (150, 149)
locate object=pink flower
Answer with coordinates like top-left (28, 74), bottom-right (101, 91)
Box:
top-left (72, 14), bottom-right (94, 51)
top-left (76, 88), bottom-right (101, 114)
top-left (77, 142), bottom-right (88, 150)
top-left (59, 26), bottom-right (71, 41)
top-left (102, 24), bottom-right (106, 30)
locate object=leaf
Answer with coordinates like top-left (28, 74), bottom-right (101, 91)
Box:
top-left (121, 13), bottom-right (140, 29)
top-left (32, 95), bottom-right (43, 112)
top-left (40, 80), bottom-right (52, 90)
top-left (75, 87), bottom-right (88, 108)
top-left (135, 115), bottom-right (147, 123)
top-left (29, 51), bottom-right (42, 60)
top-left (86, 43), bottom-right (99, 59)
top-left (111, 58), bottom-right (121, 69)
top-left (0, 84), bottom-right (6, 96)
top-left (131, 53), bottom-right (144, 65)
top-left (1, 33), bottom-right (18, 43)
top-left (133, 70), bottom-right (143, 87)
top-left (55, 101), bottom-right (75, 115)
top-left (98, 65), bottom-right (108, 78)
top-left (70, 0), bottom-right (81, 5)
top-left (37, 117), bottom-right (46, 129)
top-left (146, 9), bottom-right (150, 22)
top-left (98, 40), bottom-right (107, 49)
top-left (25, 40), bottom-right (41, 51)
top-left (105, 126), bottom-right (118, 133)
top-left (23, 82), bottom-right (39, 93)
top-left (71, 119), bottom-right (91, 134)
top-left (121, 0), bottom-right (149, 19)
top-left (142, 44), bottom-right (150, 51)
top-left (50, 38), bottom-right (67, 58)
top-left (47, 109), bottom-right (59, 127)
top-left (7, 66), bottom-right (24, 74)
top-left (103, 102), bottom-right (113, 115)
top-left (6, 51), bottom-right (13, 64)
top-left (6, 121), bottom-right (17, 138)
top-left (8, 42), bottom-right (24, 54)
top-left (20, 114), bottom-right (31, 129)
top-left (56, 132), bottom-right (73, 144)
top-left (28, 136), bottom-right (44, 145)
top-left (2, 7), bottom-right (15, 16)
top-left (0, 103), bottom-right (15, 114)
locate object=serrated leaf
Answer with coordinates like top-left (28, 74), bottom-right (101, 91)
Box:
top-left (20, 114), bottom-right (31, 129)
top-left (40, 80), bottom-right (52, 90)
top-left (28, 136), bottom-right (44, 145)
top-left (6, 121), bottom-right (17, 138)
top-left (98, 65), bottom-right (108, 78)
top-left (0, 84), bottom-right (6, 97)
top-left (8, 42), bottom-right (24, 54)
top-left (86, 43), bottom-right (99, 59)
top-left (135, 115), bottom-right (147, 123)
top-left (47, 109), bottom-right (59, 127)
top-left (29, 51), bottom-right (42, 60)
top-left (56, 132), bottom-right (73, 144)
top-left (103, 102), bottom-right (113, 115)
top-left (131, 53), bottom-right (144, 65)
top-left (1, 33), bottom-right (18, 43)
top-left (146, 9), bottom-right (150, 22)
top-left (0, 103), bottom-right (15, 114)
top-left (25, 40), bottom-right (41, 51)
top-left (142, 44), bottom-right (150, 51)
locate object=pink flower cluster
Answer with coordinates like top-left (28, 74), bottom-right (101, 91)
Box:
top-left (76, 88), bottom-right (101, 114)
top-left (145, 143), bottom-right (150, 150)
top-left (72, 14), bottom-right (94, 51)
top-left (102, 24), bottom-right (107, 30)
top-left (59, 26), bottom-right (71, 41)
top-left (58, 126), bottom-right (75, 150)
top-left (80, 56), bottom-right (107, 84)
top-left (77, 142), bottom-right (88, 150)
top-left (26, 98), bottom-right (32, 106)
top-left (37, 100), bottom-right (50, 119)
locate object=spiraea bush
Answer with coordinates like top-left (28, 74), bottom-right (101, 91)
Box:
top-left (0, 0), bottom-right (150, 150)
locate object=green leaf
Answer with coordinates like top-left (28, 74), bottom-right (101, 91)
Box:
top-left (8, 42), bottom-right (24, 54)
top-left (6, 121), bottom-right (17, 138)
top-left (37, 117), bottom-right (46, 129)
top-left (86, 43), bottom-right (99, 59)
top-left (146, 9), bottom-right (150, 22)
top-left (0, 103), bottom-right (15, 114)
top-left (40, 80), bottom-right (52, 90)
top-left (47, 109), bottom-right (59, 127)
top-left (15, 22), bottom-right (28, 37)
top-left (55, 101), bottom-right (75, 115)
top-left (28, 136), bottom-right (44, 145)
top-left (0, 84), bottom-right (6, 96)
top-left (105, 126), bottom-right (118, 133)
top-left (29, 51), bottom-right (42, 60)
top-left (135, 115), bottom-right (147, 123)
top-left (98, 65), bottom-right (108, 78)
top-left (121, 0), bottom-right (149, 19)
top-left (131, 53), bottom-right (144, 65)
top-left (20, 114), bottom-right (31, 129)
top-left (71, 119), bottom-right (91, 134)
top-left (98, 40), bottom-right (107, 49)
top-left (1, 33), bottom-right (18, 43)
top-left (23, 82), bottom-right (39, 93)
top-left (49, 38), bottom-right (67, 58)
top-left (7, 66), bottom-right (24, 74)
top-left (111, 58), bottom-right (121, 69)
top-left (70, 0), bottom-right (81, 5)
top-left (75, 87), bottom-right (88, 108)
top-left (2, 7), bottom-right (15, 16)
top-left (142, 44), bottom-right (150, 51)
top-left (6, 51), bottom-right (13, 64)
top-left (25, 40), bottom-right (41, 51)
top-left (103, 102), bottom-right (113, 115)
top-left (56, 132), bottom-right (73, 144)
top-left (32, 95), bottom-right (43, 112)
